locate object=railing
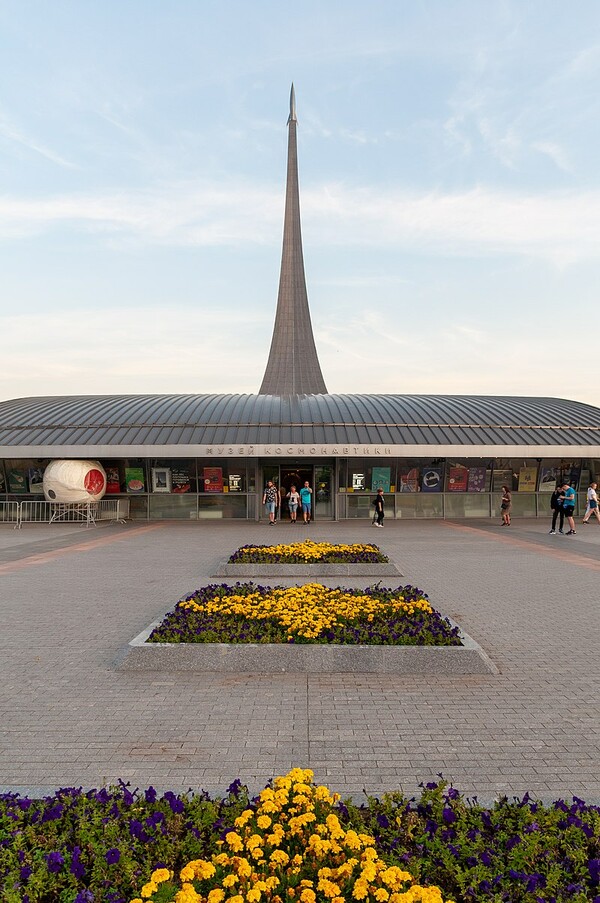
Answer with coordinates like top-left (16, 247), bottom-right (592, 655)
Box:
top-left (4, 499), bottom-right (130, 529)
top-left (0, 500), bottom-right (20, 529)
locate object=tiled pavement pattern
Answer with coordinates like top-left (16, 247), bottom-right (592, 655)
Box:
top-left (0, 517), bottom-right (598, 802)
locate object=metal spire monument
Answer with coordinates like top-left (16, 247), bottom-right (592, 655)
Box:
top-left (258, 85), bottom-right (328, 395)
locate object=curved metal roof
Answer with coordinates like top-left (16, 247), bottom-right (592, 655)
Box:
top-left (1, 393), bottom-right (599, 454)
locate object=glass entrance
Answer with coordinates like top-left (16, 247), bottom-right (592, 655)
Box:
top-left (259, 462), bottom-right (335, 521)
top-left (315, 465), bottom-right (333, 518)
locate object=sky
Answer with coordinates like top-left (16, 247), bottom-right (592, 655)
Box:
top-left (1, 0), bottom-right (599, 406)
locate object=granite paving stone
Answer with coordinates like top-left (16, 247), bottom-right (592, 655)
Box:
top-left (0, 518), bottom-right (598, 802)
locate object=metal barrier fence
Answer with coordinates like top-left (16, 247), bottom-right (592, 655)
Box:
top-left (0, 500), bottom-right (20, 529)
top-left (4, 499), bottom-right (130, 529)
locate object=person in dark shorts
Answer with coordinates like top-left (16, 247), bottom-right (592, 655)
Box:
top-left (561, 482), bottom-right (576, 535)
top-left (548, 485), bottom-right (564, 534)
top-left (500, 485), bottom-right (512, 525)
top-left (372, 488), bottom-right (385, 527)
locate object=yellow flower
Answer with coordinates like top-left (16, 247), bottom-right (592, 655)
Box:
top-left (222, 874), bottom-right (238, 888)
top-left (256, 814), bottom-right (272, 829)
top-left (300, 891), bottom-right (317, 903)
top-left (140, 882), bottom-right (157, 899)
top-left (225, 831), bottom-right (244, 852)
top-left (207, 891), bottom-right (225, 903)
top-left (270, 849), bottom-right (290, 866)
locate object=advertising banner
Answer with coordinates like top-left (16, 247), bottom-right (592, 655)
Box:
top-left (7, 470), bottom-right (27, 493)
top-left (228, 474), bottom-right (242, 492)
top-left (203, 467), bottom-right (223, 493)
top-left (28, 467), bottom-right (45, 495)
top-left (105, 466), bottom-right (121, 494)
top-left (448, 466), bottom-right (468, 492)
top-left (539, 465), bottom-right (559, 491)
top-left (518, 466), bottom-right (538, 492)
top-left (125, 467), bottom-right (145, 493)
top-left (351, 472), bottom-right (365, 491)
top-left (421, 467), bottom-right (442, 492)
top-left (399, 467), bottom-right (419, 492)
top-left (171, 466), bottom-right (191, 493)
top-left (371, 466), bottom-right (391, 492)
top-left (467, 467), bottom-right (486, 493)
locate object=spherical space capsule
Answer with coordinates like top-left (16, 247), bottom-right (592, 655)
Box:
top-left (43, 460), bottom-right (107, 503)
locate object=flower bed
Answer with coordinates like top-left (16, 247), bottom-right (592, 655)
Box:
top-left (2, 770), bottom-right (599, 903)
top-left (147, 583), bottom-right (460, 646)
top-left (227, 541), bottom-right (389, 565)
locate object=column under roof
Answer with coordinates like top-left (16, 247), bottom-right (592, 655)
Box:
top-left (258, 85), bottom-right (328, 395)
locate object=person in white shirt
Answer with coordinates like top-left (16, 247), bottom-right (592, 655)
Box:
top-left (582, 482), bottom-right (600, 524)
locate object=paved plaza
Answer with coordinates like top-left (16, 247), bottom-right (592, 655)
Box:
top-left (0, 516), bottom-right (599, 803)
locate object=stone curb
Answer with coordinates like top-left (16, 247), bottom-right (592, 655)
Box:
top-left (212, 559), bottom-right (403, 578)
top-left (115, 618), bottom-right (498, 675)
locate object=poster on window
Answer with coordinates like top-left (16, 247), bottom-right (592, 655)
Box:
top-left (171, 466), bottom-right (191, 493)
top-left (421, 467), bottom-right (442, 492)
top-left (448, 467), bottom-right (468, 492)
top-left (518, 466), bottom-right (538, 492)
top-left (467, 467), bottom-right (486, 492)
top-left (228, 474), bottom-right (242, 492)
top-left (151, 467), bottom-right (172, 493)
top-left (371, 467), bottom-right (391, 492)
top-left (538, 465), bottom-right (559, 491)
top-left (28, 467), bottom-right (45, 495)
top-left (125, 467), bottom-right (145, 493)
top-left (351, 473), bottom-right (365, 491)
top-left (8, 470), bottom-right (27, 493)
top-left (203, 467), bottom-right (223, 493)
top-left (399, 468), bottom-right (419, 492)
top-left (105, 466), bottom-right (121, 494)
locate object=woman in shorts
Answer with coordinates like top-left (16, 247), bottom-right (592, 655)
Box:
top-left (500, 485), bottom-right (512, 526)
top-left (582, 482), bottom-right (600, 525)
top-left (287, 485), bottom-right (300, 523)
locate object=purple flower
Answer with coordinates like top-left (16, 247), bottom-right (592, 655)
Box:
top-left (162, 791), bottom-right (184, 814)
top-left (70, 846), bottom-right (86, 879)
top-left (42, 803), bottom-right (64, 822)
top-left (105, 848), bottom-right (121, 865)
top-left (145, 786), bottom-right (157, 803)
top-left (74, 891), bottom-right (95, 902)
top-left (442, 806), bottom-right (457, 824)
top-left (46, 850), bottom-right (64, 873)
top-left (20, 865), bottom-right (32, 881)
top-left (589, 859), bottom-right (600, 886)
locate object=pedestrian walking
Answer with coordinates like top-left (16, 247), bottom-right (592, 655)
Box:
top-left (262, 480), bottom-right (279, 525)
top-left (287, 485), bottom-right (300, 523)
top-left (372, 488), bottom-right (385, 527)
top-left (548, 485), bottom-right (564, 534)
top-left (582, 481), bottom-right (600, 525)
top-left (300, 480), bottom-right (313, 524)
top-left (500, 484), bottom-right (512, 525)
top-left (561, 482), bottom-right (577, 535)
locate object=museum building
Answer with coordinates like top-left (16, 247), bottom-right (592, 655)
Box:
top-left (1, 88), bottom-right (599, 521)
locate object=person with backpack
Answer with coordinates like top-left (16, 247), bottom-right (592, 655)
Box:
top-left (372, 488), bottom-right (385, 527)
top-left (548, 485), bottom-right (564, 534)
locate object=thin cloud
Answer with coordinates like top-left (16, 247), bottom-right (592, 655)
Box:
top-left (1, 181), bottom-right (600, 263)
top-left (0, 111), bottom-right (76, 169)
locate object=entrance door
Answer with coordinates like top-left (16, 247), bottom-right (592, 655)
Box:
top-left (280, 466), bottom-right (312, 520)
top-left (314, 465), bottom-right (333, 519)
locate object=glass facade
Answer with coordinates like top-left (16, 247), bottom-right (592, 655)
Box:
top-left (1, 455), bottom-right (598, 520)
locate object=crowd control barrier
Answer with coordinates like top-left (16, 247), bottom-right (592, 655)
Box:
top-left (4, 499), bottom-right (130, 529)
